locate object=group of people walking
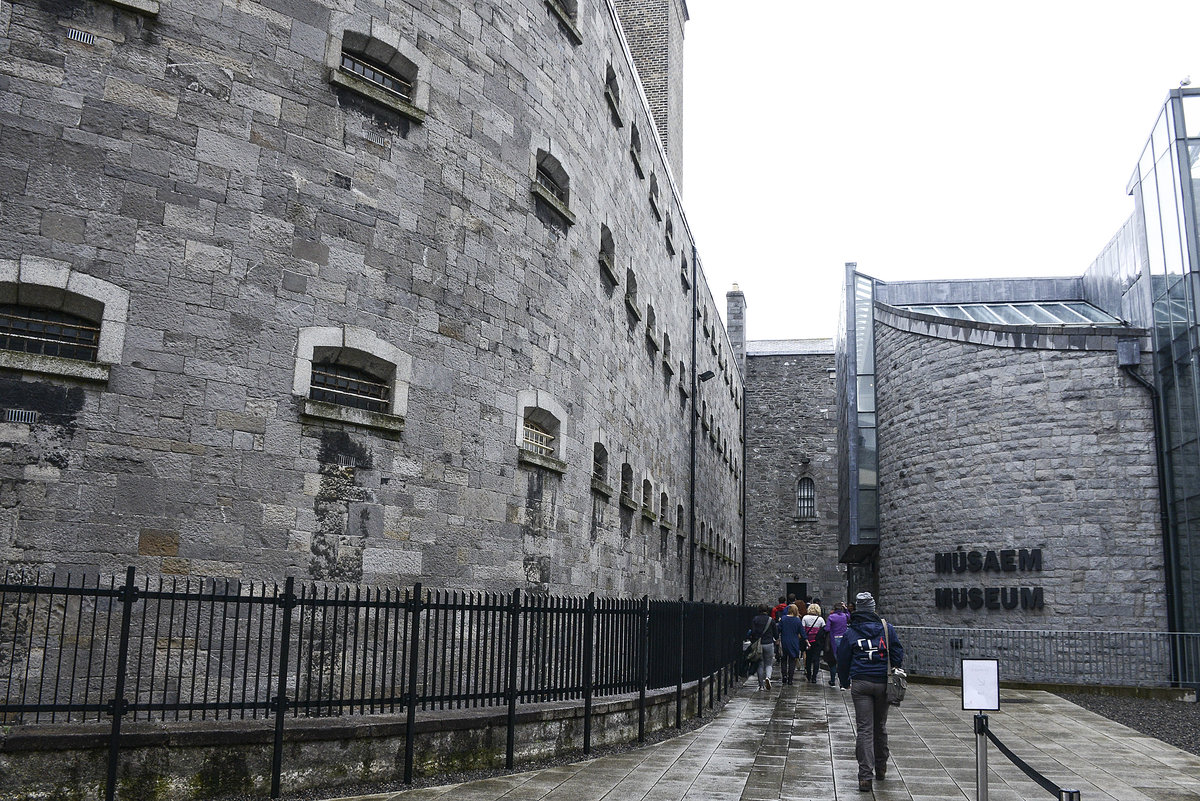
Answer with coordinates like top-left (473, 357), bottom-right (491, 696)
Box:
top-left (745, 591), bottom-right (904, 793)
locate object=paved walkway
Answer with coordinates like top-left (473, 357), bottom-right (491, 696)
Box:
top-left (321, 679), bottom-right (1200, 801)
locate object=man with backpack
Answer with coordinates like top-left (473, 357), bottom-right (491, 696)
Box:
top-left (836, 592), bottom-right (904, 793)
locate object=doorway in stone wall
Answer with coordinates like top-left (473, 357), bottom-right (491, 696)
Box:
top-left (786, 582), bottom-right (807, 604)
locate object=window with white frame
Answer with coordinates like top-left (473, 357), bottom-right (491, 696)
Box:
top-left (330, 30), bottom-right (429, 123)
top-left (516, 389), bottom-right (567, 472)
top-left (294, 326), bottom-right (410, 433)
top-left (0, 258), bottom-right (129, 382)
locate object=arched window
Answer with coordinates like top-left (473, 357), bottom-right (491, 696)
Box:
top-left (648, 173), bottom-right (661, 219)
top-left (599, 224), bottom-right (617, 285)
top-left (630, 123), bottom-right (644, 177)
top-left (294, 326), bottom-right (410, 432)
top-left (604, 62), bottom-right (622, 126)
top-left (532, 149), bottom-right (574, 225)
top-left (332, 30), bottom-right (428, 123)
top-left (593, 442), bottom-right (608, 482)
top-left (797, 477), bottom-right (816, 519)
top-left (0, 261), bottom-right (129, 381)
top-left (642, 478), bottom-right (653, 509)
top-left (515, 389), bottom-right (566, 471)
top-left (620, 463), bottom-right (634, 501)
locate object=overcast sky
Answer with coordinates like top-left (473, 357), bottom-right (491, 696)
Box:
top-left (681, 1), bottom-right (1200, 342)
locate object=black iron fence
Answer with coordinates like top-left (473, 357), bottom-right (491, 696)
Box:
top-left (0, 568), bottom-right (753, 799)
top-left (897, 625), bottom-right (1200, 691)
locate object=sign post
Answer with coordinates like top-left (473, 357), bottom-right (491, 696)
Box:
top-left (962, 658), bottom-right (1000, 801)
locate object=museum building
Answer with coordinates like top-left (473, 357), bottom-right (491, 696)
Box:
top-left (836, 88), bottom-right (1200, 639)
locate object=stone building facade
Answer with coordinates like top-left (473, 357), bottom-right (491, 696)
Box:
top-left (838, 273), bottom-right (1166, 631)
top-left (740, 338), bottom-right (841, 608)
top-left (0, 0), bottom-right (743, 600)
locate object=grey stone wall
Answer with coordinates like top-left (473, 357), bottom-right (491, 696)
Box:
top-left (874, 316), bottom-right (1167, 631)
top-left (0, 0), bottom-right (741, 600)
top-left (742, 345), bottom-right (842, 608)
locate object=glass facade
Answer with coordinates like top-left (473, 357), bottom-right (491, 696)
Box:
top-left (1124, 89), bottom-right (1200, 634)
top-left (836, 265), bottom-right (879, 582)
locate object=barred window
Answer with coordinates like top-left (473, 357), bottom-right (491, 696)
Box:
top-left (523, 420), bottom-right (554, 457)
top-left (310, 362), bottom-right (390, 413)
top-left (797, 477), bottom-right (816, 518)
top-left (593, 442), bottom-right (608, 482)
top-left (340, 52), bottom-right (413, 102)
top-left (536, 165), bottom-right (567, 204)
top-left (0, 304), bottom-right (100, 361)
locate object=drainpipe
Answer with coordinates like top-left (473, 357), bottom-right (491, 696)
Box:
top-left (1119, 357), bottom-right (1179, 635)
top-left (688, 244), bottom-right (698, 602)
top-left (740, 386), bottom-right (747, 606)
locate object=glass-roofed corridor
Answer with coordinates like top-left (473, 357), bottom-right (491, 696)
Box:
top-left (900, 302), bottom-right (1121, 326)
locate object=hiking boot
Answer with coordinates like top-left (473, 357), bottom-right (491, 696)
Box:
top-left (858, 779), bottom-right (872, 792)
top-left (876, 764), bottom-right (886, 780)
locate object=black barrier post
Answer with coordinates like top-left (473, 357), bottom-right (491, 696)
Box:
top-left (104, 567), bottom-right (137, 801)
top-left (505, 588), bottom-right (522, 770)
top-left (975, 713), bottom-right (988, 801)
top-left (403, 583), bottom-right (422, 784)
top-left (638, 595), bottom-right (649, 743)
top-left (269, 577), bottom-right (296, 798)
top-left (583, 592), bottom-right (595, 755)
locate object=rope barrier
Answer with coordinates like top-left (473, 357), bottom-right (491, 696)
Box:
top-left (979, 716), bottom-right (1079, 800)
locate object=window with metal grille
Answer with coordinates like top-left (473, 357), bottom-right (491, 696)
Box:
top-left (340, 52), bottom-right (413, 102)
top-left (536, 165), bottom-right (566, 204)
top-left (797, 477), bottom-right (816, 518)
top-left (0, 304), bottom-right (100, 361)
top-left (593, 442), bottom-right (608, 482)
top-left (310, 362), bottom-right (390, 413)
top-left (523, 421), bottom-right (554, 457)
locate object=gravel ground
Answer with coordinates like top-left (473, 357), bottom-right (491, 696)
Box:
top-left (250, 699), bottom-right (729, 801)
top-left (1055, 691), bottom-right (1200, 757)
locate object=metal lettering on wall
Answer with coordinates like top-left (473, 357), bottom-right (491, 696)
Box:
top-left (933, 548), bottom-right (1044, 611)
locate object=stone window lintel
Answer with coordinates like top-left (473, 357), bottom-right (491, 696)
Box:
top-left (518, 448), bottom-right (568, 474)
top-left (302, 398), bottom-right (404, 435)
top-left (329, 69), bottom-right (427, 124)
top-left (544, 0), bottom-right (584, 45)
top-left (531, 181), bottom-right (577, 225)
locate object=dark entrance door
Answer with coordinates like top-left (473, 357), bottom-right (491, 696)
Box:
top-left (786, 582), bottom-right (806, 603)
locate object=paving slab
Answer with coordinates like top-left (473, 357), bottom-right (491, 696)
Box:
top-left (318, 679), bottom-right (1200, 801)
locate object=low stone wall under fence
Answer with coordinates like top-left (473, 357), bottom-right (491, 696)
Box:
top-left (895, 626), bottom-right (1200, 691)
top-left (0, 676), bottom-right (730, 799)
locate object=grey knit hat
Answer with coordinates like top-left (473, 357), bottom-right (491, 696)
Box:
top-left (855, 592), bottom-right (876, 612)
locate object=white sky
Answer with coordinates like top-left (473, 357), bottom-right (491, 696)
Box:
top-left (682, 1), bottom-right (1200, 342)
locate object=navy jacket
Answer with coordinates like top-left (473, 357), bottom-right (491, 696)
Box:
top-left (836, 611), bottom-right (903, 686)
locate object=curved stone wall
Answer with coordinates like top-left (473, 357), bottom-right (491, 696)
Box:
top-left (874, 309), bottom-right (1166, 631)
top-left (0, 0), bottom-right (743, 599)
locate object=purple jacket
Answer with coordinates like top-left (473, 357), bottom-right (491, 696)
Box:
top-left (827, 610), bottom-right (850, 639)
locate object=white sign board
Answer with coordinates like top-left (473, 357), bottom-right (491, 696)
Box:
top-left (961, 658), bottom-right (999, 711)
